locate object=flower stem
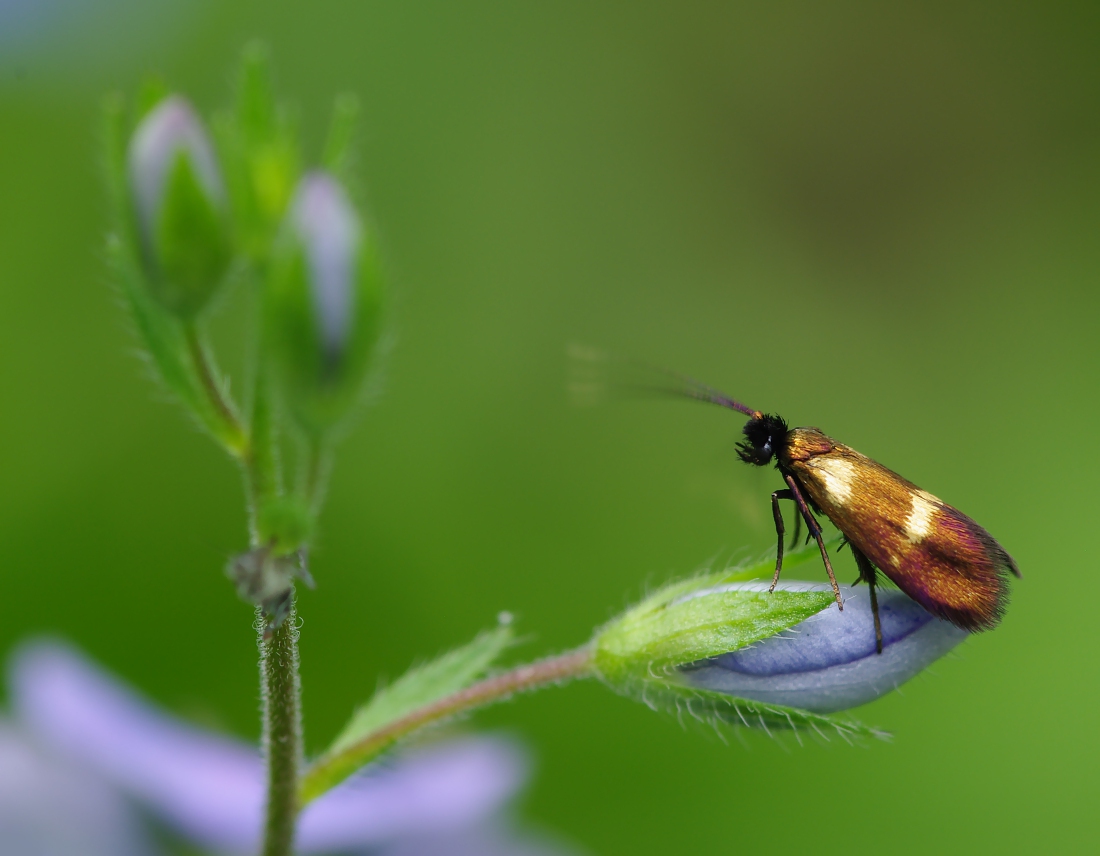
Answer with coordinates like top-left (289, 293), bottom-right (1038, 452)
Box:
top-left (300, 435), bottom-right (331, 518)
top-left (299, 646), bottom-right (594, 804)
top-left (259, 601), bottom-right (303, 856)
top-left (242, 352), bottom-right (301, 856)
top-left (183, 322), bottom-right (248, 455)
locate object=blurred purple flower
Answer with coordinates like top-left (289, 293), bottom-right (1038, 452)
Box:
top-left (681, 583), bottom-right (968, 712)
top-left (3, 640), bottom-right (578, 856)
top-left (0, 720), bottom-right (155, 856)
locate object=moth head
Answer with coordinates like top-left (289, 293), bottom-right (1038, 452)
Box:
top-left (737, 413), bottom-right (789, 467)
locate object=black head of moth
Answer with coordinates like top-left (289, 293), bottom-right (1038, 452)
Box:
top-left (670, 374), bottom-right (1020, 653)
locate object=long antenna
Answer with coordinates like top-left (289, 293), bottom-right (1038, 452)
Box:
top-left (567, 345), bottom-right (760, 418)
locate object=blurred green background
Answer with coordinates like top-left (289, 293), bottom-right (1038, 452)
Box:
top-left (2, 1), bottom-right (1098, 853)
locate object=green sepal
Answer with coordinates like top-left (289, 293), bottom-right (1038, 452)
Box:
top-left (301, 623), bottom-right (514, 804)
top-left (594, 586), bottom-right (834, 682)
top-left (106, 234), bottom-right (244, 453)
top-left (593, 540), bottom-right (838, 684)
top-left (654, 681), bottom-right (888, 743)
top-left (135, 77), bottom-right (170, 122)
top-left (149, 151), bottom-right (232, 317)
top-left (236, 42), bottom-right (278, 140)
top-left (106, 234), bottom-right (202, 415)
top-left (223, 42), bottom-right (301, 263)
top-left (321, 93), bottom-right (361, 186)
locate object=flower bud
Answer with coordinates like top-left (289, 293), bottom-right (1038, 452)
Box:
top-left (592, 556), bottom-right (969, 732)
top-left (127, 96), bottom-right (232, 317)
top-left (265, 172), bottom-right (385, 434)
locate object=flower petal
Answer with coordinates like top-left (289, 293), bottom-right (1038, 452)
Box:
top-left (0, 719), bottom-right (158, 856)
top-left (8, 640), bottom-right (528, 854)
top-left (297, 739), bottom-right (526, 852)
top-left (680, 583), bottom-right (968, 712)
top-left (9, 640), bottom-right (263, 853)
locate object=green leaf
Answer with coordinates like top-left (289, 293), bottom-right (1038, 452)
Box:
top-left (301, 623), bottom-right (515, 804)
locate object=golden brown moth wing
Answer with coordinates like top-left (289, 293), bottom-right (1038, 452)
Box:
top-left (784, 428), bottom-right (1017, 632)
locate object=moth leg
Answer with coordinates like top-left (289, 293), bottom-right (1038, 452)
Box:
top-left (769, 489), bottom-right (795, 590)
top-left (851, 545), bottom-right (883, 653)
top-left (790, 505), bottom-right (802, 551)
top-left (784, 475), bottom-right (843, 611)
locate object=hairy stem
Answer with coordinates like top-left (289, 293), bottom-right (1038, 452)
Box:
top-left (244, 353), bottom-right (300, 856)
top-left (259, 601), bottom-right (302, 856)
top-left (242, 381), bottom-right (281, 546)
top-left (300, 646), bottom-right (594, 804)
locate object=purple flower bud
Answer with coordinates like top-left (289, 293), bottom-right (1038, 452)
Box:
top-left (129, 97), bottom-right (224, 237)
top-left (266, 171), bottom-right (385, 433)
top-left (680, 583), bottom-right (968, 712)
top-left (290, 174), bottom-right (360, 361)
top-left (126, 96), bottom-right (231, 316)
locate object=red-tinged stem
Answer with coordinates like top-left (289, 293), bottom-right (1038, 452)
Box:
top-left (299, 647), bottom-right (594, 804)
top-left (183, 322), bottom-right (248, 455)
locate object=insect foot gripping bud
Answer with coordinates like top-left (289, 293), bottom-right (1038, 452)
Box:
top-left (265, 172), bottom-right (385, 435)
top-left (127, 96), bottom-right (232, 317)
top-left (592, 553), bottom-right (968, 737)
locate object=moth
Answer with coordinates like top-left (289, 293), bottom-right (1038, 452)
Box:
top-left (570, 349), bottom-right (1021, 653)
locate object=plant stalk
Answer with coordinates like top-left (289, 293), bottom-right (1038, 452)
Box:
top-left (300, 646), bottom-right (594, 804)
top-left (238, 328), bottom-right (301, 856)
top-left (183, 322), bottom-right (248, 455)
top-left (259, 601), bottom-right (302, 856)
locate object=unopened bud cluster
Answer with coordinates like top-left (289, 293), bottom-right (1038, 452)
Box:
top-left (107, 47), bottom-right (387, 623)
top-left (121, 86), bottom-right (384, 433)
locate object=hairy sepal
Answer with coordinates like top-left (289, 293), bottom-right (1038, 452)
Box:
top-left (593, 540), bottom-right (838, 682)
